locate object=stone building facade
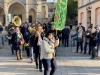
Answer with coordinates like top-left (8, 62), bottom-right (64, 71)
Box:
top-left (47, 2), bottom-right (56, 22)
top-left (0, 0), bottom-right (48, 26)
top-left (78, 0), bottom-right (100, 29)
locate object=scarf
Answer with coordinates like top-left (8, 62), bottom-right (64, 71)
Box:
top-left (78, 30), bottom-right (83, 38)
top-left (16, 32), bottom-right (21, 46)
top-left (37, 32), bottom-right (42, 46)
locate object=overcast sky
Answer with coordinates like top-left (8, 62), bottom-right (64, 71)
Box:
top-left (47, 0), bottom-right (57, 2)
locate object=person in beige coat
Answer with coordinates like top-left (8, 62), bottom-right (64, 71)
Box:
top-left (41, 31), bottom-right (59, 75)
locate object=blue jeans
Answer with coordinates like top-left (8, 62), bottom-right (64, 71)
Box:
top-left (42, 58), bottom-right (57, 75)
top-left (30, 46), bottom-right (34, 60)
top-left (73, 38), bottom-right (76, 46)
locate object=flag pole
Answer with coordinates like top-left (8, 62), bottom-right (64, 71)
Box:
top-left (54, 0), bottom-right (58, 35)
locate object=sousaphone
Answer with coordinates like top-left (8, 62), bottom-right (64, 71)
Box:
top-left (12, 16), bottom-right (21, 27)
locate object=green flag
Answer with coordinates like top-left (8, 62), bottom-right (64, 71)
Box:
top-left (54, 0), bottom-right (68, 30)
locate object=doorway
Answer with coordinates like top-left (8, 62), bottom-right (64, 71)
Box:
top-left (29, 15), bottom-right (32, 23)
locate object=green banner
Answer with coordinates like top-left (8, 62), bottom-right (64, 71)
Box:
top-left (54, 0), bottom-right (68, 30)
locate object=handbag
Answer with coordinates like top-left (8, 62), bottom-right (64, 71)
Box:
top-left (19, 39), bottom-right (24, 45)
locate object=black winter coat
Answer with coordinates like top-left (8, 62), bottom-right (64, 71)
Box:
top-left (31, 32), bottom-right (44, 54)
top-left (89, 32), bottom-right (97, 46)
top-left (11, 32), bottom-right (24, 50)
top-left (62, 28), bottom-right (70, 38)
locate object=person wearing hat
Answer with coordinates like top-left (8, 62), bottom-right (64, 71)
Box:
top-left (76, 23), bottom-right (85, 32)
top-left (83, 27), bottom-right (92, 55)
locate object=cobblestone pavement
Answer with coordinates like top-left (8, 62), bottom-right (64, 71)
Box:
top-left (0, 30), bottom-right (100, 75)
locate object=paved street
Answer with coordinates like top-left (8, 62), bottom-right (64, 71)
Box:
top-left (0, 30), bottom-right (100, 75)
top-left (0, 43), bottom-right (100, 75)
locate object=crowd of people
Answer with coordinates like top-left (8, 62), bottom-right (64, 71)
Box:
top-left (7, 22), bottom-right (59, 75)
top-left (71, 23), bottom-right (100, 60)
top-left (6, 22), bottom-right (100, 75)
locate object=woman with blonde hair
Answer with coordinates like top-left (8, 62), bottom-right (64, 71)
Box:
top-left (31, 24), bottom-right (43, 72)
top-left (11, 27), bottom-right (24, 60)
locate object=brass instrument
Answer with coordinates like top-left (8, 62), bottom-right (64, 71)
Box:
top-left (12, 16), bottom-right (21, 27)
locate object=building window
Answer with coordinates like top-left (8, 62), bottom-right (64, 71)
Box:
top-left (48, 14), bottom-right (50, 17)
top-left (81, 0), bottom-right (84, 6)
top-left (48, 9), bottom-right (54, 12)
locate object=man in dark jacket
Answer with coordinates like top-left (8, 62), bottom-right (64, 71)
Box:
top-left (97, 29), bottom-right (100, 54)
top-left (76, 23), bottom-right (85, 32)
top-left (20, 23), bottom-right (25, 36)
top-left (62, 26), bottom-right (70, 47)
top-left (89, 28), bottom-right (97, 59)
top-left (7, 26), bottom-right (15, 55)
top-left (83, 27), bottom-right (92, 55)
top-left (23, 23), bottom-right (28, 39)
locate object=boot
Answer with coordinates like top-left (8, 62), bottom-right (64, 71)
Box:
top-left (17, 54), bottom-right (20, 60)
top-left (19, 54), bottom-right (23, 60)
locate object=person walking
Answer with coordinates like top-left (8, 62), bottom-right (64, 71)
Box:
top-left (11, 27), bottom-right (24, 60)
top-left (41, 31), bottom-right (59, 75)
top-left (24, 27), bottom-right (31, 58)
top-left (33, 24), bottom-right (43, 72)
top-left (29, 24), bottom-right (36, 63)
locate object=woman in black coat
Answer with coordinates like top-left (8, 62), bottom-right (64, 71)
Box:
top-left (11, 27), bottom-right (24, 60)
top-left (33, 25), bottom-right (44, 72)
